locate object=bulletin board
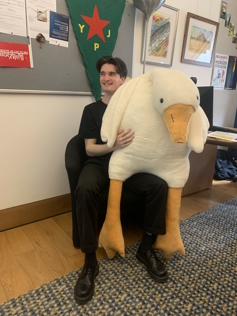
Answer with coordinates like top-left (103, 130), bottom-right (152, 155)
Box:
top-left (0, 1), bottom-right (135, 95)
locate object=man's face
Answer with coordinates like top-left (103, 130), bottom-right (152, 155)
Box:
top-left (100, 63), bottom-right (125, 95)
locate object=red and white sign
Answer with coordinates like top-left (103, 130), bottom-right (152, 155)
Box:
top-left (0, 42), bottom-right (31, 68)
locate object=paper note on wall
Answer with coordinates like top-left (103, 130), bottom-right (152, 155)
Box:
top-left (0, 0), bottom-right (27, 37)
top-left (26, 0), bottom-right (56, 40)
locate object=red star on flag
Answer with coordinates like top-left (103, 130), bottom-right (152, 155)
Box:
top-left (81, 5), bottom-right (110, 42)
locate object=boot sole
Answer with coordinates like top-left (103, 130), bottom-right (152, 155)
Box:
top-left (136, 252), bottom-right (168, 283)
top-left (74, 265), bottom-right (99, 305)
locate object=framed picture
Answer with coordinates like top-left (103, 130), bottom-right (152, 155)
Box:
top-left (142, 4), bottom-right (179, 67)
top-left (181, 13), bottom-right (219, 67)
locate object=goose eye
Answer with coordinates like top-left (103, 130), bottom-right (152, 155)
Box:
top-left (160, 98), bottom-right (164, 103)
top-left (197, 96), bottom-right (199, 100)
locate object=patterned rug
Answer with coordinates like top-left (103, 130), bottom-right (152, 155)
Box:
top-left (1, 198), bottom-right (237, 315)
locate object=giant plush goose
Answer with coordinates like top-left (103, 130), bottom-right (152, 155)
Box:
top-left (98, 68), bottom-right (209, 260)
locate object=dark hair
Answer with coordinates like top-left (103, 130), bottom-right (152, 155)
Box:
top-left (96, 56), bottom-right (128, 78)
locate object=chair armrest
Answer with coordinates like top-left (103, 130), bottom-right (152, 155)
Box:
top-left (65, 134), bottom-right (88, 248)
top-left (65, 135), bottom-right (88, 194)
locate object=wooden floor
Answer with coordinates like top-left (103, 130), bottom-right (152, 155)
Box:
top-left (0, 180), bottom-right (236, 305)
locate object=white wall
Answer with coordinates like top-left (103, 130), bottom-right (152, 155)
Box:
top-left (213, 0), bottom-right (237, 127)
top-left (0, 94), bottom-right (93, 209)
top-left (0, 0), bottom-right (223, 210)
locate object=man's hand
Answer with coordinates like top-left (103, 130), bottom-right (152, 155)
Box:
top-left (113, 129), bottom-right (134, 150)
top-left (85, 129), bottom-right (134, 156)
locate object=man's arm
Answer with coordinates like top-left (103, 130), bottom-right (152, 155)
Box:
top-left (85, 129), bottom-right (134, 157)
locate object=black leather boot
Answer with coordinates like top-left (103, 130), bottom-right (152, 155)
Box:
top-left (74, 261), bottom-right (99, 305)
top-left (136, 244), bottom-right (168, 283)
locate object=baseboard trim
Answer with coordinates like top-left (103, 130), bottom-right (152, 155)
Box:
top-left (0, 194), bottom-right (71, 232)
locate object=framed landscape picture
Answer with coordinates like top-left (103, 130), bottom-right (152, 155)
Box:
top-left (181, 13), bottom-right (219, 67)
top-left (142, 4), bottom-right (179, 67)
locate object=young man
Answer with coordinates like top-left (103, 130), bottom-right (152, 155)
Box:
top-left (74, 56), bottom-right (168, 305)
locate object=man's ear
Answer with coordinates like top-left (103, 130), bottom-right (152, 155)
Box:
top-left (120, 77), bottom-right (126, 85)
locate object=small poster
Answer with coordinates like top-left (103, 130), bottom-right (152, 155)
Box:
top-left (220, 1), bottom-right (227, 20)
top-left (212, 53), bottom-right (228, 90)
top-left (0, 42), bottom-right (32, 68)
top-left (49, 11), bottom-right (69, 47)
top-left (225, 56), bottom-right (237, 90)
top-left (225, 13), bottom-right (231, 28)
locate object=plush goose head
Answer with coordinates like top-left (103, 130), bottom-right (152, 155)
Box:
top-left (149, 68), bottom-right (200, 143)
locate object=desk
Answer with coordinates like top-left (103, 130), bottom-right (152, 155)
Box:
top-left (182, 136), bottom-right (236, 196)
top-left (206, 137), bottom-right (237, 149)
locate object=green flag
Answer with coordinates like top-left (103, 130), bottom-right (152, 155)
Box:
top-left (66, 0), bottom-right (126, 100)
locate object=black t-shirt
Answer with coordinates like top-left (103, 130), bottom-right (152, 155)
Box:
top-left (78, 99), bottom-right (112, 164)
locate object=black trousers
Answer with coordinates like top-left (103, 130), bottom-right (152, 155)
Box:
top-left (74, 161), bottom-right (168, 253)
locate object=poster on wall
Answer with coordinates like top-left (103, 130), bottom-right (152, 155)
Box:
top-left (0, 42), bottom-right (32, 68)
top-left (212, 53), bottom-right (228, 90)
top-left (225, 13), bottom-right (231, 27)
top-left (220, 1), bottom-right (227, 20)
top-left (49, 11), bottom-right (69, 47)
top-left (225, 56), bottom-right (237, 90)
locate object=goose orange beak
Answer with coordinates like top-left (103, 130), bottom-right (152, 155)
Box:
top-left (163, 104), bottom-right (195, 143)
